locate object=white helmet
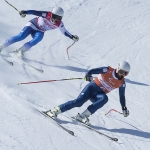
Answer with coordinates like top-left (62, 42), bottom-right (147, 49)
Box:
top-left (52, 6), bottom-right (64, 17)
top-left (117, 61), bottom-right (130, 72)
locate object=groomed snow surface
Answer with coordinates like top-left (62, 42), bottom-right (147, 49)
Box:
top-left (0, 0), bottom-right (150, 150)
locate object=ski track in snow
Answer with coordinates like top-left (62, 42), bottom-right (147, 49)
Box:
top-left (1, 0), bottom-right (150, 150)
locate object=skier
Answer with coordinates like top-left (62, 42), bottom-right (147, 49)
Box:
top-left (45, 61), bottom-right (130, 125)
top-left (0, 7), bottom-right (79, 58)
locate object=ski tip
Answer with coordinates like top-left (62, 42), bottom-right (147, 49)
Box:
top-left (17, 83), bottom-right (22, 85)
top-left (112, 138), bottom-right (118, 141)
top-left (39, 70), bottom-right (44, 73)
top-left (69, 131), bottom-right (74, 136)
top-left (9, 62), bottom-right (13, 66)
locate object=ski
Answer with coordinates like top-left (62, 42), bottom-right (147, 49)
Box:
top-left (23, 61), bottom-right (44, 73)
top-left (71, 117), bottom-right (118, 141)
top-left (3, 58), bottom-right (13, 66)
top-left (36, 109), bottom-right (74, 136)
top-left (0, 54), bottom-right (13, 65)
top-left (8, 52), bottom-right (44, 73)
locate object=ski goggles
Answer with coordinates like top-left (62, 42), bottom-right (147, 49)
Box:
top-left (52, 14), bottom-right (62, 21)
top-left (118, 70), bottom-right (129, 76)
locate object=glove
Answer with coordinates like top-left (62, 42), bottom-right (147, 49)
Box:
top-left (19, 10), bottom-right (27, 18)
top-left (122, 107), bottom-right (129, 117)
top-left (71, 35), bottom-right (79, 42)
top-left (85, 74), bottom-right (93, 82)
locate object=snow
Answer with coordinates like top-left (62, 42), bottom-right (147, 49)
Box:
top-left (0, 0), bottom-right (150, 149)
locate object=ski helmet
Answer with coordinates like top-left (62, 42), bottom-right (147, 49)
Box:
top-left (52, 6), bottom-right (64, 20)
top-left (117, 61), bottom-right (130, 72)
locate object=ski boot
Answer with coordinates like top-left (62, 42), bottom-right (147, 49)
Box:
top-left (45, 106), bottom-right (61, 119)
top-left (76, 109), bottom-right (91, 125)
top-left (14, 46), bottom-right (27, 59)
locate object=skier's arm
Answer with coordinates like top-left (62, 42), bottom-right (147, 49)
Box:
top-left (86, 67), bottom-right (109, 76)
top-left (27, 10), bottom-right (48, 17)
top-left (59, 22), bottom-right (72, 38)
top-left (119, 82), bottom-right (130, 117)
top-left (119, 81), bottom-right (126, 108)
top-left (20, 10), bottom-right (48, 17)
top-left (85, 67), bottom-right (108, 82)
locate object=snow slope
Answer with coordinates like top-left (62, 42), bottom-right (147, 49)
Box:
top-left (0, 0), bottom-right (150, 149)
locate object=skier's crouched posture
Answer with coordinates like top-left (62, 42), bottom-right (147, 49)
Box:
top-left (0, 7), bottom-right (79, 58)
top-left (45, 61), bottom-right (130, 125)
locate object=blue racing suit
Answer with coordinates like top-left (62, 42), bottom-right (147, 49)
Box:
top-left (60, 67), bottom-right (126, 114)
top-left (2, 10), bottom-right (72, 50)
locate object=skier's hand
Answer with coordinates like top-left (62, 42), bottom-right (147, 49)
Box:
top-left (85, 74), bottom-right (93, 82)
top-left (122, 107), bottom-right (129, 117)
top-left (71, 35), bottom-right (79, 42)
top-left (19, 10), bottom-right (27, 18)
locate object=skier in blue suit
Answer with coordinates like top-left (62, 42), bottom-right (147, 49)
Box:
top-left (45, 61), bottom-right (130, 125)
top-left (0, 6), bottom-right (79, 58)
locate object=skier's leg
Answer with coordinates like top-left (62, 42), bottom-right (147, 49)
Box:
top-left (46, 83), bottom-right (98, 118)
top-left (16, 31), bottom-right (44, 58)
top-left (88, 93), bottom-right (108, 114)
top-left (1, 26), bottom-right (32, 50)
top-left (59, 83), bottom-right (98, 112)
top-left (74, 93), bottom-right (108, 124)
top-left (21, 31), bottom-right (44, 50)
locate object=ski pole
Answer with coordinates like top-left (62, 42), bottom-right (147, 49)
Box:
top-left (5, 0), bottom-right (26, 17)
top-left (104, 109), bottom-right (123, 116)
top-left (5, 0), bottom-right (20, 12)
top-left (18, 77), bottom-right (86, 85)
top-left (66, 41), bottom-right (75, 59)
